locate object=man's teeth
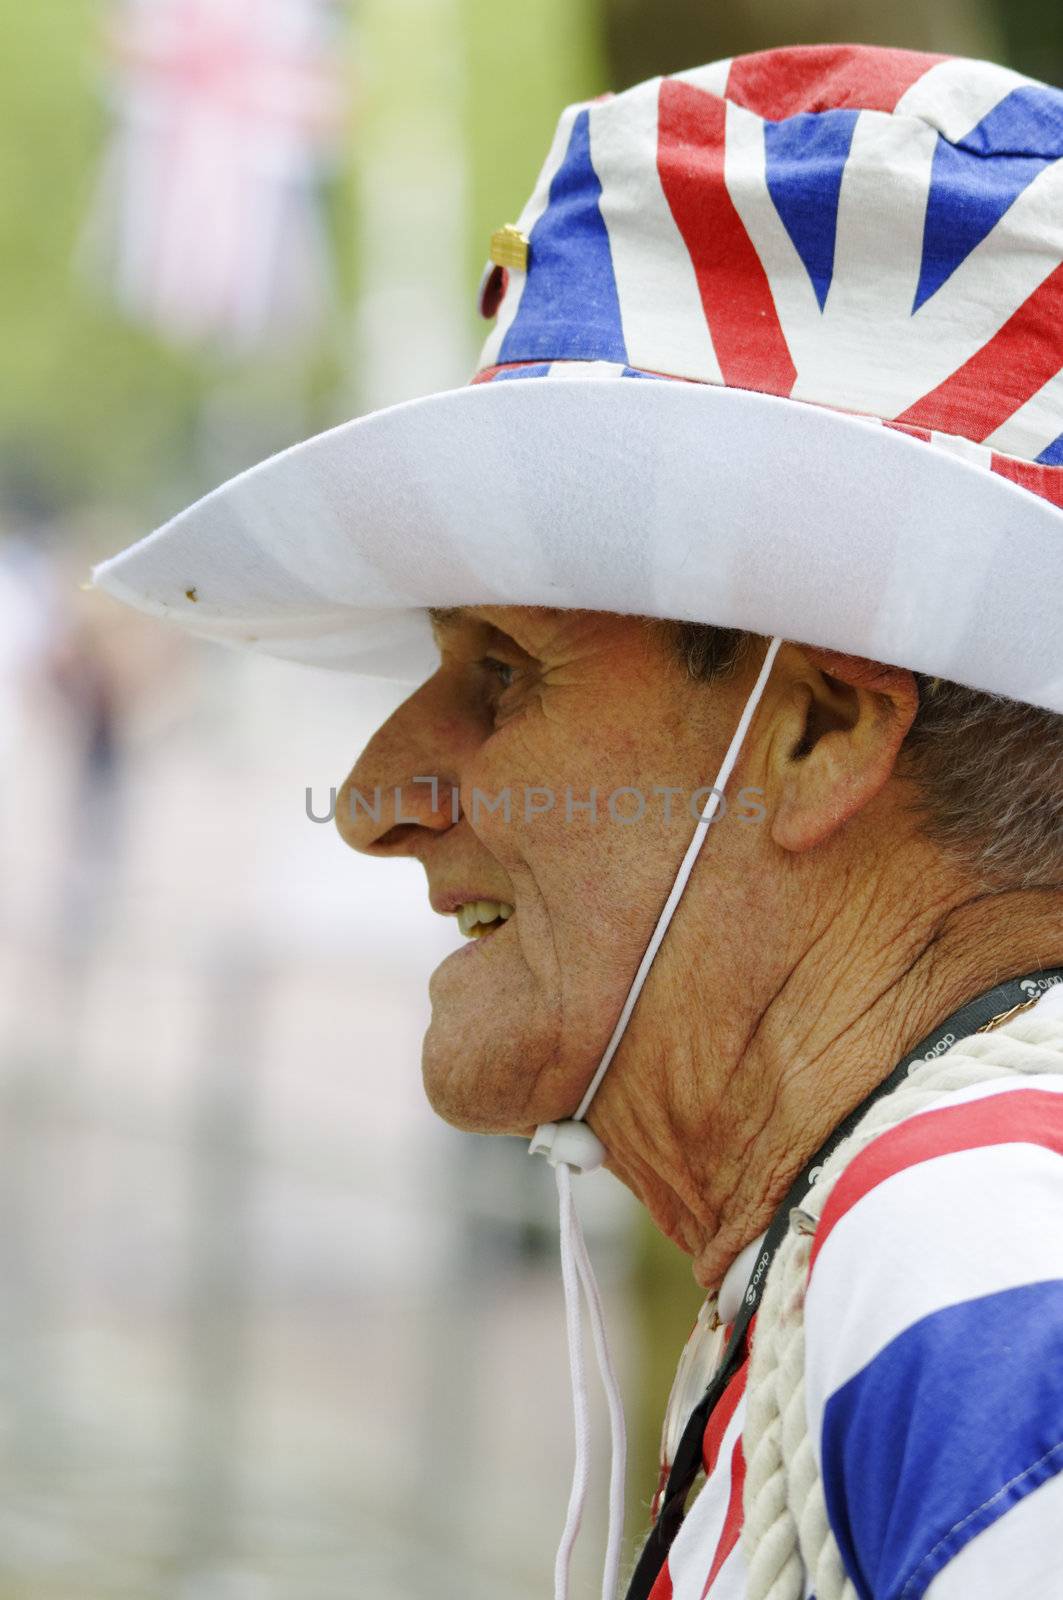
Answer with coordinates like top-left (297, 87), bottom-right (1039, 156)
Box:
top-left (456, 900), bottom-right (515, 938)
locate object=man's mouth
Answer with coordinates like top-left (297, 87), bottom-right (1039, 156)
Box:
top-left (455, 899), bottom-right (515, 939)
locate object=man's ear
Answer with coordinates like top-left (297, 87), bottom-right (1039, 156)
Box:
top-left (769, 647), bottom-right (919, 854)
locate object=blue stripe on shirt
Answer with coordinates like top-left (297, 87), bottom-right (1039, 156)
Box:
top-left (820, 1279), bottom-right (1063, 1600)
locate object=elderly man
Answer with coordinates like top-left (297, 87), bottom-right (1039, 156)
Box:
top-left (96, 41), bottom-right (1063, 1600)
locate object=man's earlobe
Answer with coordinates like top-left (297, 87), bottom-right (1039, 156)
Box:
top-left (770, 652), bottom-right (918, 855)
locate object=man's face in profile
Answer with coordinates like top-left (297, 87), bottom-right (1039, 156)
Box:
top-left (336, 606), bottom-right (764, 1139)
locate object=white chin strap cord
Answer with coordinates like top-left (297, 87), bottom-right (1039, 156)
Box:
top-left (529, 635), bottom-right (783, 1600)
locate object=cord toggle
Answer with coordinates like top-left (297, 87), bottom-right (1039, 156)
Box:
top-left (529, 1120), bottom-right (607, 1174)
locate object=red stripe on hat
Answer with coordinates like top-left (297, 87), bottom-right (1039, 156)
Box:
top-left (470, 361), bottom-right (552, 384)
top-left (700, 1435), bottom-right (747, 1598)
top-left (724, 44), bottom-right (946, 120)
top-left (896, 261), bottom-right (1063, 440)
top-left (883, 419), bottom-right (933, 442)
top-left (887, 417), bottom-right (1063, 513)
top-left (658, 80), bottom-right (796, 398)
top-left (991, 450), bottom-right (1063, 510)
top-left (809, 1088), bottom-right (1063, 1277)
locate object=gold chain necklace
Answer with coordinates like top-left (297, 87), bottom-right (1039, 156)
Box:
top-left (976, 994), bottom-right (1042, 1033)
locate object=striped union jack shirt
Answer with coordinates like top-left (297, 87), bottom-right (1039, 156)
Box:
top-left (648, 980), bottom-right (1063, 1599)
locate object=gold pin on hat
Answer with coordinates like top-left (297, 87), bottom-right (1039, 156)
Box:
top-left (489, 223), bottom-right (529, 272)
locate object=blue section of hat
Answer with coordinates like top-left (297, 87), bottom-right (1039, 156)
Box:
top-left (484, 362), bottom-right (669, 382)
top-left (1036, 431), bottom-right (1063, 466)
top-left (913, 86), bottom-right (1063, 312)
top-left (763, 109), bottom-right (859, 312)
top-left (498, 109), bottom-right (628, 366)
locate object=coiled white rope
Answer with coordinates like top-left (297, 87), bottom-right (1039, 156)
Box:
top-left (741, 1007), bottom-right (1063, 1600)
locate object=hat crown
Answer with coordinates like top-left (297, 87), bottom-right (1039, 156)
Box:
top-left (477, 45), bottom-right (1063, 487)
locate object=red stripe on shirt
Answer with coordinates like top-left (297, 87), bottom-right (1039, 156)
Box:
top-left (700, 1433), bottom-right (747, 1597)
top-left (701, 1348), bottom-right (750, 1477)
top-left (657, 79), bottom-right (797, 398)
top-left (648, 1562), bottom-right (674, 1600)
top-left (895, 261), bottom-right (1063, 440)
top-left (810, 1087), bottom-right (1063, 1275)
top-left (724, 44), bottom-right (945, 119)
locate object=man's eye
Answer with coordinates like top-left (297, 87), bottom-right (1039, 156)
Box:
top-left (478, 656), bottom-right (516, 689)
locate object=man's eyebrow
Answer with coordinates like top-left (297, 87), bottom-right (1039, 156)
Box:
top-left (426, 607), bottom-right (467, 630)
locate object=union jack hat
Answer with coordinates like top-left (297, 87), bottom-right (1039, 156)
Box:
top-left (95, 44), bottom-right (1063, 712)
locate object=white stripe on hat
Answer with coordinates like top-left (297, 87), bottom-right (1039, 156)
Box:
top-left (916, 151), bottom-right (1063, 350)
top-left (795, 108), bottom-right (938, 412)
top-left (545, 359), bottom-right (626, 380)
top-left (733, 88), bottom-right (1063, 420)
top-left (982, 366), bottom-right (1063, 461)
top-left (894, 54), bottom-right (1036, 143)
top-left (927, 431), bottom-right (994, 468)
top-left (589, 85), bottom-right (724, 384)
top-left (795, 110), bottom-right (1062, 421)
top-left (478, 101), bottom-right (585, 369)
top-left (670, 57), bottom-right (733, 98)
top-left (720, 99), bottom-right (819, 377)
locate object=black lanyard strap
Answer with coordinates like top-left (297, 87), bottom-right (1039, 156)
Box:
top-left (623, 967), bottom-right (1063, 1600)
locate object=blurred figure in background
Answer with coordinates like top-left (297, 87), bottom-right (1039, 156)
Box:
top-left (47, 601), bottom-right (124, 947)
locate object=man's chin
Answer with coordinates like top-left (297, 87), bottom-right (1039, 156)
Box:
top-left (424, 943), bottom-right (533, 1133)
top-left (420, 1048), bottom-right (518, 1135)
top-left (420, 1023), bottom-right (558, 1138)
top-left (417, 1008), bottom-right (493, 1126)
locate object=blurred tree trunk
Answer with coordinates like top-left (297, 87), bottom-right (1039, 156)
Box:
top-left (603, 0), bottom-right (1004, 90)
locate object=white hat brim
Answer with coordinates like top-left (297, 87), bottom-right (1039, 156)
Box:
top-left (93, 374), bottom-right (1063, 712)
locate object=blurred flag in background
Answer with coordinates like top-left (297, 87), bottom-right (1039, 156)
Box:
top-left (86, 0), bottom-right (349, 350)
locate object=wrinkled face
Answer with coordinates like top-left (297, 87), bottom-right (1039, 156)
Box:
top-left (337, 607), bottom-right (757, 1136)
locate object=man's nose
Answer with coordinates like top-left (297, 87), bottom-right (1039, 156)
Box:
top-left (336, 686), bottom-right (460, 857)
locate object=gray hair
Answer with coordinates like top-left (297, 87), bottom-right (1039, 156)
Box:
top-left (665, 622), bottom-right (1063, 891)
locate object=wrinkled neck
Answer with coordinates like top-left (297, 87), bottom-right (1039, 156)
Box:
top-left (593, 883), bottom-right (1063, 1291)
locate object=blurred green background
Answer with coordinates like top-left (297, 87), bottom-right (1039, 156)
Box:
top-left (8, 0), bottom-right (1057, 526)
top-left (0, 3), bottom-right (1059, 1597)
